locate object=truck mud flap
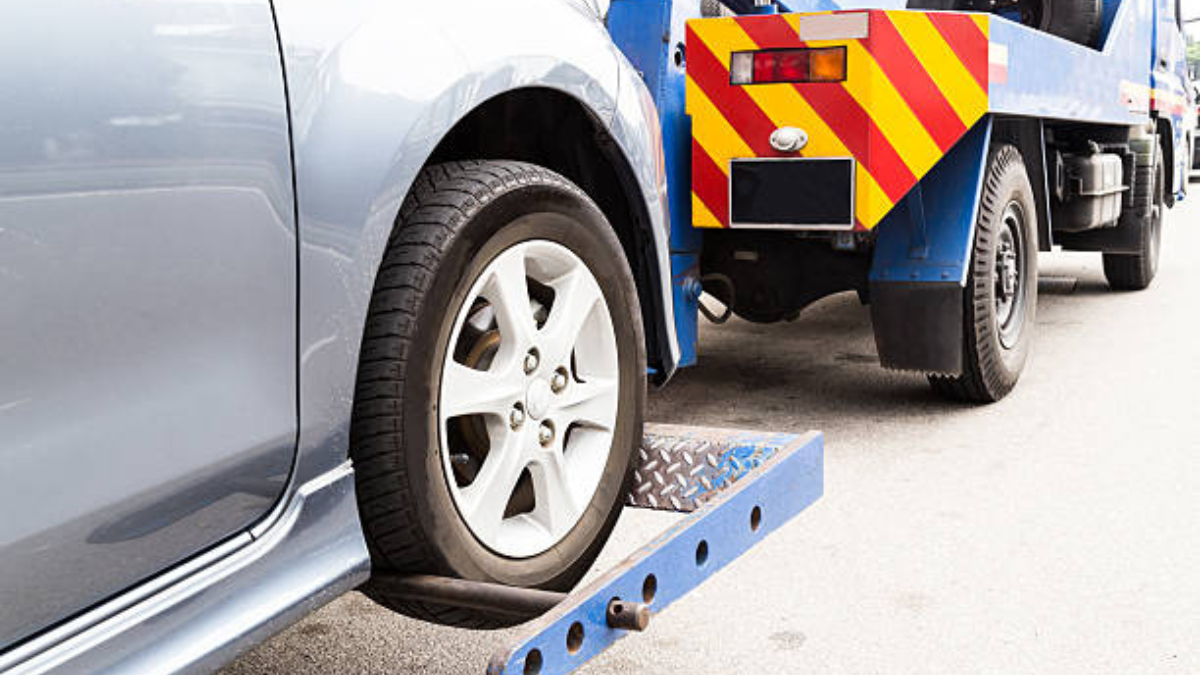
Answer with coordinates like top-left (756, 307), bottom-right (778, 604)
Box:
top-left (870, 281), bottom-right (964, 375)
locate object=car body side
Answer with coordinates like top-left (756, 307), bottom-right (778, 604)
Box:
top-left (0, 1), bottom-right (675, 673)
top-left (277, 0), bottom-right (679, 494)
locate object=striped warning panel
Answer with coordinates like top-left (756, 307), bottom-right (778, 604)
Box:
top-left (686, 10), bottom-right (991, 231)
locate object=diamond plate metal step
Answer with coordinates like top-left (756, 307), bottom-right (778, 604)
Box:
top-left (487, 423), bottom-right (824, 675)
top-left (630, 424), bottom-right (804, 512)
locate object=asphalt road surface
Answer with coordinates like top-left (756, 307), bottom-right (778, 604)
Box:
top-left (223, 194), bottom-right (1200, 675)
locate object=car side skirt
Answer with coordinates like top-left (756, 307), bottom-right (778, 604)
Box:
top-left (0, 464), bottom-right (369, 675)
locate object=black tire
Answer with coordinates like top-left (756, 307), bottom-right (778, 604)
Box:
top-left (930, 145), bottom-right (1039, 403)
top-left (910, 0), bottom-right (1103, 47)
top-left (351, 160), bottom-right (646, 628)
top-left (1038, 0), bottom-right (1103, 46)
top-left (1103, 149), bottom-right (1164, 291)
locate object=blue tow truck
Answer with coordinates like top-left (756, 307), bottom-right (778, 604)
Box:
top-left (484, 0), bottom-right (1190, 672)
top-left (0, 1), bottom-right (1185, 674)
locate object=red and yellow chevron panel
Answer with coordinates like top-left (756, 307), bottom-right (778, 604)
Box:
top-left (687, 10), bottom-right (991, 231)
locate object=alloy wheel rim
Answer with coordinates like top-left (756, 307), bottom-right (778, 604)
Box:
top-left (438, 239), bottom-right (619, 558)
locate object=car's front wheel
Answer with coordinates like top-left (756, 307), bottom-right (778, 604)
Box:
top-left (351, 161), bottom-right (646, 628)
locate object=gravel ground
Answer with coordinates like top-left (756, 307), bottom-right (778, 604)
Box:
top-left (223, 194), bottom-right (1200, 675)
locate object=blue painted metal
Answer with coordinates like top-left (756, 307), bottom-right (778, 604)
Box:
top-left (670, 253), bottom-right (702, 367)
top-left (988, 1), bottom-right (1153, 126)
top-left (487, 425), bottom-right (824, 675)
top-left (1099, 0), bottom-right (1123, 44)
top-left (1149, 0), bottom-right (1191, 198)
top-left (870, 118), bottom-right (994, 286)
top-left (609, 0), bottom-right (705, 367)
top-left (629, 425), bottom-right (802, 511)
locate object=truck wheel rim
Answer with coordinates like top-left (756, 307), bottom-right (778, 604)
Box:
top-left (439, 239), bottom-right (620, 558)
top-left (995, 202), bottom-right (1027, 350)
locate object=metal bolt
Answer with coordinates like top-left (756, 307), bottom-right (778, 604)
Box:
top-left (538, 422), bottom-right (555, 447)
top-left (606, 600), bottom-right (651, 632)
top-left (524, 348), bottom-right (540, 375)
top-left (510, 405), bottom-right (526, 430)
top-left (551, 369), bottom-right (569, 394)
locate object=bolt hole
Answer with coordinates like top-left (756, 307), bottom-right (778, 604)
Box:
top-left (524, 347), bottom-right (541, 374)
top-left (610, 596), bottom-right (624, 614)
top-left (695, 540), bottom-right (709, 567)
top-left (642, 574), bottom-right (657, 604)
top-left (673, 43), bottom-right (686, 68)
top-left (552, 366), bottom-right (570, 393)
top-left (538, 420), bottom-right (556, 447)
top-left (750, 506), bottom-right (762, 532)
top-left (524, 648), bottom-right (543, 675)
top-left (566, 622), bottom-right (585, 655)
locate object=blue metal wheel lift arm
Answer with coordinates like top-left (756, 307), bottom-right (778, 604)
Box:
top-left (487, 425), bottom-right (824, 675)
top-left (374, 425), bottom-right (824, 675)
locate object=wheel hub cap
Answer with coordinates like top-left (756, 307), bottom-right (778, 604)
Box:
top-left (525, 378), bottom-right (553, 420)
top-left (998, 241), bottom-right (1018, 300)
top-left (438, 240), bottom-right (620, 558)
top-left (995, 203), bottom-right (1027, 350)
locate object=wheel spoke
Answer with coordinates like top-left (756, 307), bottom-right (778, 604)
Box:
top-left (458, 430), bottom-right (530, 542)
top-left (541, 267), bottom-right (604, 367)
top-left (529, 449), bottom-right (582, 537)
top-left (441, 361), bottom-right (523, 419)
top-left (439, 240), bottom-right (619, 558)
top-left (554, 377), bottom-right (618, 431)
top-left (483, 251), bottom-right (537, 355)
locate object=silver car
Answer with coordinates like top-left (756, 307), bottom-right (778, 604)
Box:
top-left (0, 0), bottom-right (677, 671)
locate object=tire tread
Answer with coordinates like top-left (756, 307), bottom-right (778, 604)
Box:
top-left (930, 145), bottom-right (1036, 403)
top-left (1103, 148), bottom-right (1164, 291)
top-left (350, 160), bottom-right (625, 628)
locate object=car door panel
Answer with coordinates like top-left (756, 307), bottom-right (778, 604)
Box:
top-left (0, 0), bottom-right (296, 648)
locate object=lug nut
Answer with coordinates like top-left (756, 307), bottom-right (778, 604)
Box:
top-left (551, 368), bottom-right (569, 394)
top-left (510, 405), bottom-right (526, 430)
top-left (538, 421), bottom-right (555, 447)
top-left (524, 348), bottom-right (541, 375)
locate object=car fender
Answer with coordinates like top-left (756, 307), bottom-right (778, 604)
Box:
top-left (270, 0), bottom-right (676, 485)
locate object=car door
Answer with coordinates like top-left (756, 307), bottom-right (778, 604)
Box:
top-left (0, 0), bottom-right (297, 648)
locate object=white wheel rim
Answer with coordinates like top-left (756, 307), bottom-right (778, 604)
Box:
top-left (438, 239), bottom-right (620, 558)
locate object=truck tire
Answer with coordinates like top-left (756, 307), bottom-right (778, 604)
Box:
top-left (352, 160), bottom-right (646, 628)
top-left (929, 145), bottom-right (1039, 403)
top-left (1035, 0), bottom-right (1103, 46)
top-left (909, 0), bottom-right (1103, 47)
top-left (1103, 150), bottom-right (1164, 291)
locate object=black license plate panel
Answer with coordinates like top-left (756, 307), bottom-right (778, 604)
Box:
top-left (730, 158), bottom-right (855, 229)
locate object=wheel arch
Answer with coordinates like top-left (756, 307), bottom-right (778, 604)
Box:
top-left (992, 117), bottom-right (1053, 252)
top-left (274, 0), bottom-right (677, 487)
top-left (421, 86), bottom-right (677, 381)
top-left (1155, 115), bottom-right (1179, 205)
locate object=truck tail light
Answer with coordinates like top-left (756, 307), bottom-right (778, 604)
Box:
top-left (730, 47), bottom-right (847, 85)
